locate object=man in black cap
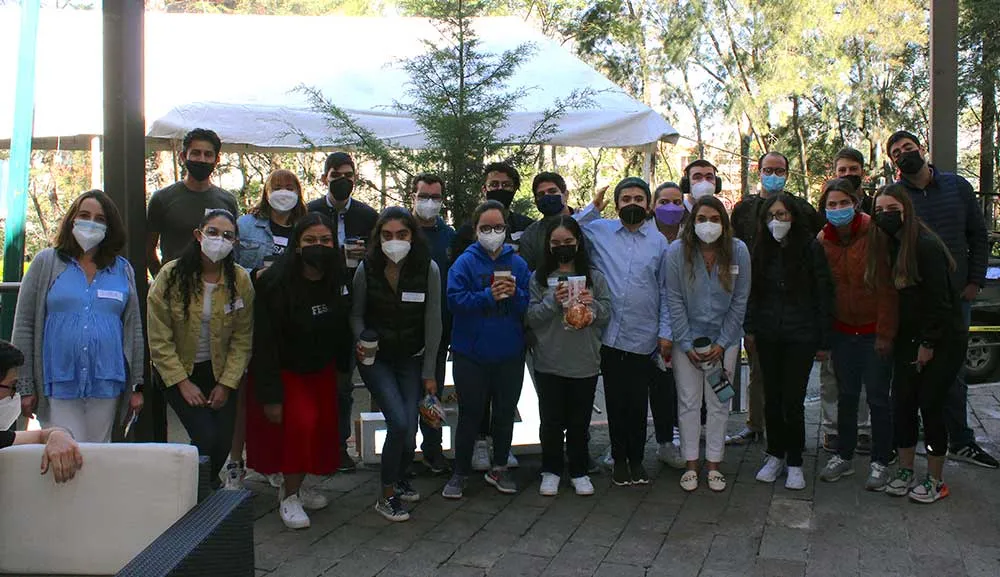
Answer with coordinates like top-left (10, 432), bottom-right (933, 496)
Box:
top-left (306, 151), bottom-right (379, 472)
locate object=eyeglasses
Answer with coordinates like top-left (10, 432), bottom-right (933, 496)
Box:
top-left (766, 210), bottom-right (791, 222)
top-left (761, 167), bottom-right (788, 177)
top-left (478, 224), bottom-right (508, 234)
top-left (203, 227), bottom-right (237, 241)
top-left (486, 181), bottom-right (515, 191)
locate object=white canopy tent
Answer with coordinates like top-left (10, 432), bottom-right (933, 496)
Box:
top-left (0, 9), bottom-right (679, 152)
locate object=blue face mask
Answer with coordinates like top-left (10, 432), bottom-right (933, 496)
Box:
top-left (826, 206), bottom-right (855, 227)
top-left (761, 174), bottom-right (786, 194)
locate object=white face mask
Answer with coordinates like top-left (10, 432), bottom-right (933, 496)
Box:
top-left (690, 180), bottom-right (716, 200)
top-left (0, 392), bottom-right (20, 431)
top-left (694, 221), bottom-right (723, 244)
top-left (200, 236), bottom-right (234, 263)
top-left (268, 189), bottom-right (299, 213)
top-left (73, 219), bottom-right (107, 252)
top-left (381, 239), bottom-right (411, 263)
top-left (478, 230), bottom-right (506, 253)
top-left (415, 199), bottom-right (442, 220)
top-left (768, 219), bottom-right (792, 241)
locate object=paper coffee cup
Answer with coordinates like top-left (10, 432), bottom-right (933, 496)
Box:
top-left (494, 270), bottom-right (514, 299)
top-left (359, 330), bottom-right (379, 366)
top-left (693, 337), bottom-right (713, 356)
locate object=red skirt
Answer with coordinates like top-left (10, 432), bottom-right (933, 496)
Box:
top-left (246, 364), bottom-right (340, 475)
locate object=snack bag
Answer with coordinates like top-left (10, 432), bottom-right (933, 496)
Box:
top-left (419, 394), bottom-right (447, 428)
top-left (561, 276), bottom-right (594, 330)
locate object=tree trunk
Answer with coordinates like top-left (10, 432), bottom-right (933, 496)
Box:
top-left (792, 95), bottom-right (809, 197)
top-left (740, 132), bottom-right (751, 198)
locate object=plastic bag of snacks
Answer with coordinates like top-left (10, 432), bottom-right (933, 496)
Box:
top-left (419, 394), bottom-right (447, 429)
top-left (560, 276), bottom-right (594, 330)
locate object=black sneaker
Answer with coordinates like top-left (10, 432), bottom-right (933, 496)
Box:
top-left (612, 462), bottom-right (632, 486)
top-left (338, 447), bottom-right (357, 472)
top-left (856, 434), bottom-right (872, 455)
top-left (888, 449), bottom-right (898, 466)
top-left (630, 463), bottom-right (650, 485)
top-left (375, 495), bottom-right (410, 522)
top-left (395, 479), bottom-right (421, 502)
top-left (423, 451), bottom-right (450, 475)
top-left (948, 442), bottom-right (1000, 469)
top-left (822, 433), bottom-right (839, 454)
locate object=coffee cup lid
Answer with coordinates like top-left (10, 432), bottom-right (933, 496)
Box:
top-left (360, 329), bottom-right (379, 341)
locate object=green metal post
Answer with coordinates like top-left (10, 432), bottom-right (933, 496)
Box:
top-left (1, 0), bottom-right (41, 341)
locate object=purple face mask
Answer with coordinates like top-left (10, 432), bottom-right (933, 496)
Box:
top-left (655, 203), bottom-right (685, 226)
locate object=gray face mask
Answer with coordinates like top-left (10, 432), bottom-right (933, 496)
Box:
top-left (0, 393), bottom-right (20, 431)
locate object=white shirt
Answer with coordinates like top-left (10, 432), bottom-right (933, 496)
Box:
top-left (194, 282), bottom-right (217, 363)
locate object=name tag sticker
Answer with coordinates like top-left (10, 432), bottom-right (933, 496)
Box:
top-left (224, 298), bottom-right (245, 314)
top-left (273, 236), bottom-right (289, 247)
top-left (401, 292), bottom-right (426, 303)
top-left (97, 290), bottom-right (124, 302)
top-left (342, 285), bottom-right (350, 296)
top-left (730, 265), bottom-right (740, 275)
top-left (510, 231), bottom-right (524, 242)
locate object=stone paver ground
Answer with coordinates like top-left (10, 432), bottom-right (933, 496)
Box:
top-left (176, 370), bottom-right (1000, 577)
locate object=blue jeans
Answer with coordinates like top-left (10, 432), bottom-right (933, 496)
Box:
top-left (452, 353), bottom-right (524, 476)
top-left (944, 302), bottom-right (973, 449)
top-left (419, 344), bottom-right (448, 458)
top-left (832, 332), bottom-right (893, 464)
top-left (360, 356), bottom-right (422, 488)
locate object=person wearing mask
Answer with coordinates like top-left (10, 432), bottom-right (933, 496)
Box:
top-left (12, 190), bottom-right (144, 442)
top-left (747, 194), bottom-right (834, 491)
top-left (411, 173), bottom-right (455, 475)
top-left (666, 196), bottom-right (750, 493)
top-left (887, 130), bottom-right (997, 469)
top-left (220, 170), bottom-right (308, 490)
top-left (582, 177), bottom-right (671, 487)
top-left (351, 207), bottom-right (442, 521)
top-left (868, 184), bottom-right (966, 502)
top-left (728, 151), bottom-right (823, 447)
top-left (147, 128), bottom-right (239, 277)
top-left (1, 341), bottom-right (83, 483)
top-left (527, 216), bottom-right (611, 496)
top-left (648, 182), bottom-right (686, 469)
top-left (306, 151), bottom-right (378, 472)
top-left (247, 213), bottom-right (351, 528)
top-left (442, 200), bottom-right (530, 499)
top-left (817, 179), bottom-right (897, 490)
top-left (680, 159), bottom-right (722, 212)
top-left (450, 162), bottom-right (534, 470)
top-left (147, 209), bottom-right (253, 486)
top-left (519, 172), bottom-right (576, 271)
top-left (818, 148), bottom-right (875, 455)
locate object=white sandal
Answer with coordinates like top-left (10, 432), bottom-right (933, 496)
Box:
top-left (707, 470), bottom-right (727, 492)
top-left (680, 470), bottom-right (699, 492)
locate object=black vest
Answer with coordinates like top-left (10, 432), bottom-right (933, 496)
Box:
top-left (364, 256), bottom-right (430, 358)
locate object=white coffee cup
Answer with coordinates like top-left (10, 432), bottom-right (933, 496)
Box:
top-left (494, 270), bottom-right (514, 299)
top-left (359, 330), bottom-right (379, 366)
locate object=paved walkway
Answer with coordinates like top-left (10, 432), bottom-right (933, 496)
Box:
top-left (218, 374), bottom-right (1000, 577)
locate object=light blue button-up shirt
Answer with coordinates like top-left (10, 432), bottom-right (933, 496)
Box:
top-left (665, 238), bottom-right (751, 352)
top-left (582, 217), bottom-right (671, 355)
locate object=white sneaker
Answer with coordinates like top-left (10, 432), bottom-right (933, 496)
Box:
top-left (219, 458), bottom-right (245, 490)
top-left (601, 446), bottom-right (615, 468)
top-left (756, 455), bottom-right (786, 483)
top-left (267, 473), bottom-right (284, 488)
top-left (571, 476), bottom-right (595, 496)
top-left (472, 440), bottom-right (490, 471)
top-left (785, 466), bottom-right (806, 490)
top-left (298, 486), bottom-right (329, 510)
top-left (539, 473), bottom-right (560, 496)
top-left (657, 442), bottom-right (685, 469)
top-left (279, 493), bottom-right (310, 529)
top-left (506, 452), bottom-right (520, 468)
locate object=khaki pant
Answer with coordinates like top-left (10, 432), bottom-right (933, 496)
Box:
top-left (746, 346), bottom-right (766, 432)
top-left (819, 356), bottom-right (870, 436)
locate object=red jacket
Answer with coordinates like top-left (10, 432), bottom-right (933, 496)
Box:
top-left (818, 213), bottom-right (898, 342)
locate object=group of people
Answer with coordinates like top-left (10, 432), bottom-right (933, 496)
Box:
top-left (5, 127), bottom-right (994, 532)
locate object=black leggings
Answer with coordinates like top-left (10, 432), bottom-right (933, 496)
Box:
top-left (758, 339), bottom-right (816, 467)
top-left (893, 334), bottom-right (966, 457)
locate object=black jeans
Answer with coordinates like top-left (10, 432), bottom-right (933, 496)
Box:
top-left (758, 339), bottom-right (816, 467)
top-left (453, 353), bottom-right (524, 476)
top-left (944, 302), bottom-right (974, 449)
top-left (600, 346), bottom-right (653, 468)
top-left (536, 372), bottom-right (597, 478)
top-left (832, 332), bottom-right (893, 464)
top-left (649, 367), bottom-right (678, 444)
top-left (894, 332), bottom-right (966, 456)
top-left (163, 361), bottom-right (237, 485)
top-left (419, 343), bottom-right (449, 458)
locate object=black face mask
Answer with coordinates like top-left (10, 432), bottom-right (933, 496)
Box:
top-left (300, 244), bottom-right (337, 273)
top-left (875, 211), bottom-right (903, 237)
top-left (551, 244), bottom-right (577, 264)
top-left (185, 160), bottom-right (215, 182)
top-left (619, 204), bottom-right (647, 226)
top-left (486, 189), bottom-right (515, 209)
top-left (896, 150), bottom-right (925, 175)
top-left (844, 175), bottom-right (863, 193)
top-left (536, 194), bottom-right (564, 217)
top-left (329, 177), bottom-right (354, 202)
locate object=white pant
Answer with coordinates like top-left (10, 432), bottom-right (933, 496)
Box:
top-left (47, 397), bottom-right (118, 443)
top-left (673, 346), bottom-right (739, 463)
top-left (819, 356), bottom-right (870, 435)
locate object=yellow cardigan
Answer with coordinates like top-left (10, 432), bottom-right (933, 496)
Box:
top-left (147, 260), bottom-right (254, 390)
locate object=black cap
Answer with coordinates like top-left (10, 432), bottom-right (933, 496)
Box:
top-left (614, 177), bottom-right (651, 205)
top-left (324, 152), bottom-right (355, 175)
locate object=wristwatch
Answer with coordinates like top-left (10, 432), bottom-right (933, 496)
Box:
top-left (132, 383), bottom-right (144, 393)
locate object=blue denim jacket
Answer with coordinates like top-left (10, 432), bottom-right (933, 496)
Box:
top-left (236, 214), bottom-right (273, 271)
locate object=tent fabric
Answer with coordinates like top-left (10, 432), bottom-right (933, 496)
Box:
top-left (0, 9), bottom-right (679, 150)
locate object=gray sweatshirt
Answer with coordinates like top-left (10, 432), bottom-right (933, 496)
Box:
top-left (526, 268), bottom-right (612, 378)
top-left (350, 260), bottom-right (442, 380)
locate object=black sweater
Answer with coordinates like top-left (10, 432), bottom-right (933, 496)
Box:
top-left (251, 274), bottom-right (352, 405)
top-left (894, 233), bottom-right (965, 346)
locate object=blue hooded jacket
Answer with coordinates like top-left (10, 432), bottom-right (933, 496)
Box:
top-left (447, 242), bottom-right (530, 363)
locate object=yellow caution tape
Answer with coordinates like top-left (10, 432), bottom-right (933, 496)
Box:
top-left (969, 326), bottom-right (1000, 333)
